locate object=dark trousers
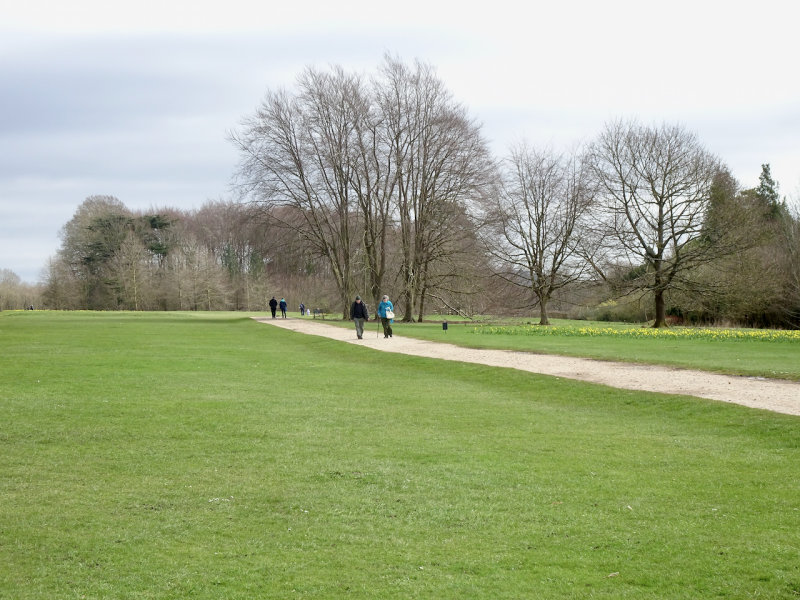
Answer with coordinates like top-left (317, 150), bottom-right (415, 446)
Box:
top-left (381, 317), bottom-right (393, 337)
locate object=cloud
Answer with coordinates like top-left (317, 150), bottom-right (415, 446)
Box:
top-left (2, 2), bottom-right (800, 284)
top-left (0, 31), bottom-right (449, 282)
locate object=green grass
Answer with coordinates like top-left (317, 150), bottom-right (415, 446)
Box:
top-left (1, 311), bottom-right (799, 599)
top-left (322, 317), bottom-right (800, 380)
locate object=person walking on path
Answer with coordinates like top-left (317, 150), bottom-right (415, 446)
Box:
top-left (377, 295), bottom-right (394, 339)
top-left (350, 295), bottom-right (369, 339)
top-left (269, 296), bottom-right (278, 318)
top-left (279, 298), bottom-right (288, 318)
top-left (299, 302), bottom-right (305, 317)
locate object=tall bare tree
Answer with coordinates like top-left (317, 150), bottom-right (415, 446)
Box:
top-left (484, 143), bottom-right (594, 324)
top-left (231, 58), bottom-right (492, 320)
top-left (376, 56), bottom-right (493, 321)
top-left (589, 121), bottom-right (723, 327)
top-left (349, 77), bottom-right (396, 310)
top-left (231, 67), bottom-right (367, 318)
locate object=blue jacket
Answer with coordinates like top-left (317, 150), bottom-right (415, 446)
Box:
top-left (378, 300), bottom-right (394, 319)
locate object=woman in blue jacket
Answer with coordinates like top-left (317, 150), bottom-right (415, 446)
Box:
top-left (377, 295), bottom-right (394, 339)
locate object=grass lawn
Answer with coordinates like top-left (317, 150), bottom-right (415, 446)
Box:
top-left (320, 317), bottom-right (800, 380)
top-left (1, 311), bottom-right (799, 599)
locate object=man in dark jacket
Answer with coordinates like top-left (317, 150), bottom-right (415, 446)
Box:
top-left (269, 296), bottom-right (278, 318)
top-left (350, 295), bottom-right (369, 339)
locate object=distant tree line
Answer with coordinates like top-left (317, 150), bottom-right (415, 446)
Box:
top-left (37, 195), bottom-right (304, 312)
top-left (0, 269), bottom-right (39, 311)
top-left (3, 57), bottom-right (798, 328)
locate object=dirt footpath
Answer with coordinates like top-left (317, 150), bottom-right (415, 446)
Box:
top-left (253, 317), bottom-right (800, 417)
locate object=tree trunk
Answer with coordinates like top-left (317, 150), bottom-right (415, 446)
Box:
top-left (417, 263), bottom-right (429, 323)
top-left (653, 289), bottom-right (667, 328)
top-left (538, 298), bottom-right (550, 326)
top-left (400, 264), bottom-right (416, 322)
top-left (340, 286), bottom-right (352, 320)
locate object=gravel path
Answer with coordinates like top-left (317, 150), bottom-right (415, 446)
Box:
top-left (253, 317), bottom-right (800, 416)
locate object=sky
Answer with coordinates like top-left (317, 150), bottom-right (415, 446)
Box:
top-left (2, 0), bottom-right (799, 284)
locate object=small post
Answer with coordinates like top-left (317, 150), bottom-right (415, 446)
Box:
top-left (442, 320), bottom-right (448, 333)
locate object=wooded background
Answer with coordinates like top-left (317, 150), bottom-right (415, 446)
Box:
top-left (4, 59), bottom-right (798, 329)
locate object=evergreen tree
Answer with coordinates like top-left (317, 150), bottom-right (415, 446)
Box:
top-left (756, 163), bottom-right (784, 218)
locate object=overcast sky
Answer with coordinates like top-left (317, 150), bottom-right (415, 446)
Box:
top-left (2, 0), bottom-right (799, 283)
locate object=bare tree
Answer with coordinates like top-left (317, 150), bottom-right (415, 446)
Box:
top-left (419, 207), bottom-right (492, 318)
top-left (485, 143), bottom-right (594, 324)
top-left (376, 56), bottom-right (494, 321)
top-left (349, 77), bottom-right (396, 310)
top-left (230, 67), bottom-right (367, 318)
top-left (589, 121), bottom-right (723, 327)
top-left (111, 231), bottom-right (152, 310)
top-left (173, 235), bottom-right (231, 310)
top-left (41, 258), bottom-right (79, 309)
top-left (231, 58), bottom-right (493, 320)
top-left (184, 200), bottom-right (270, 309)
